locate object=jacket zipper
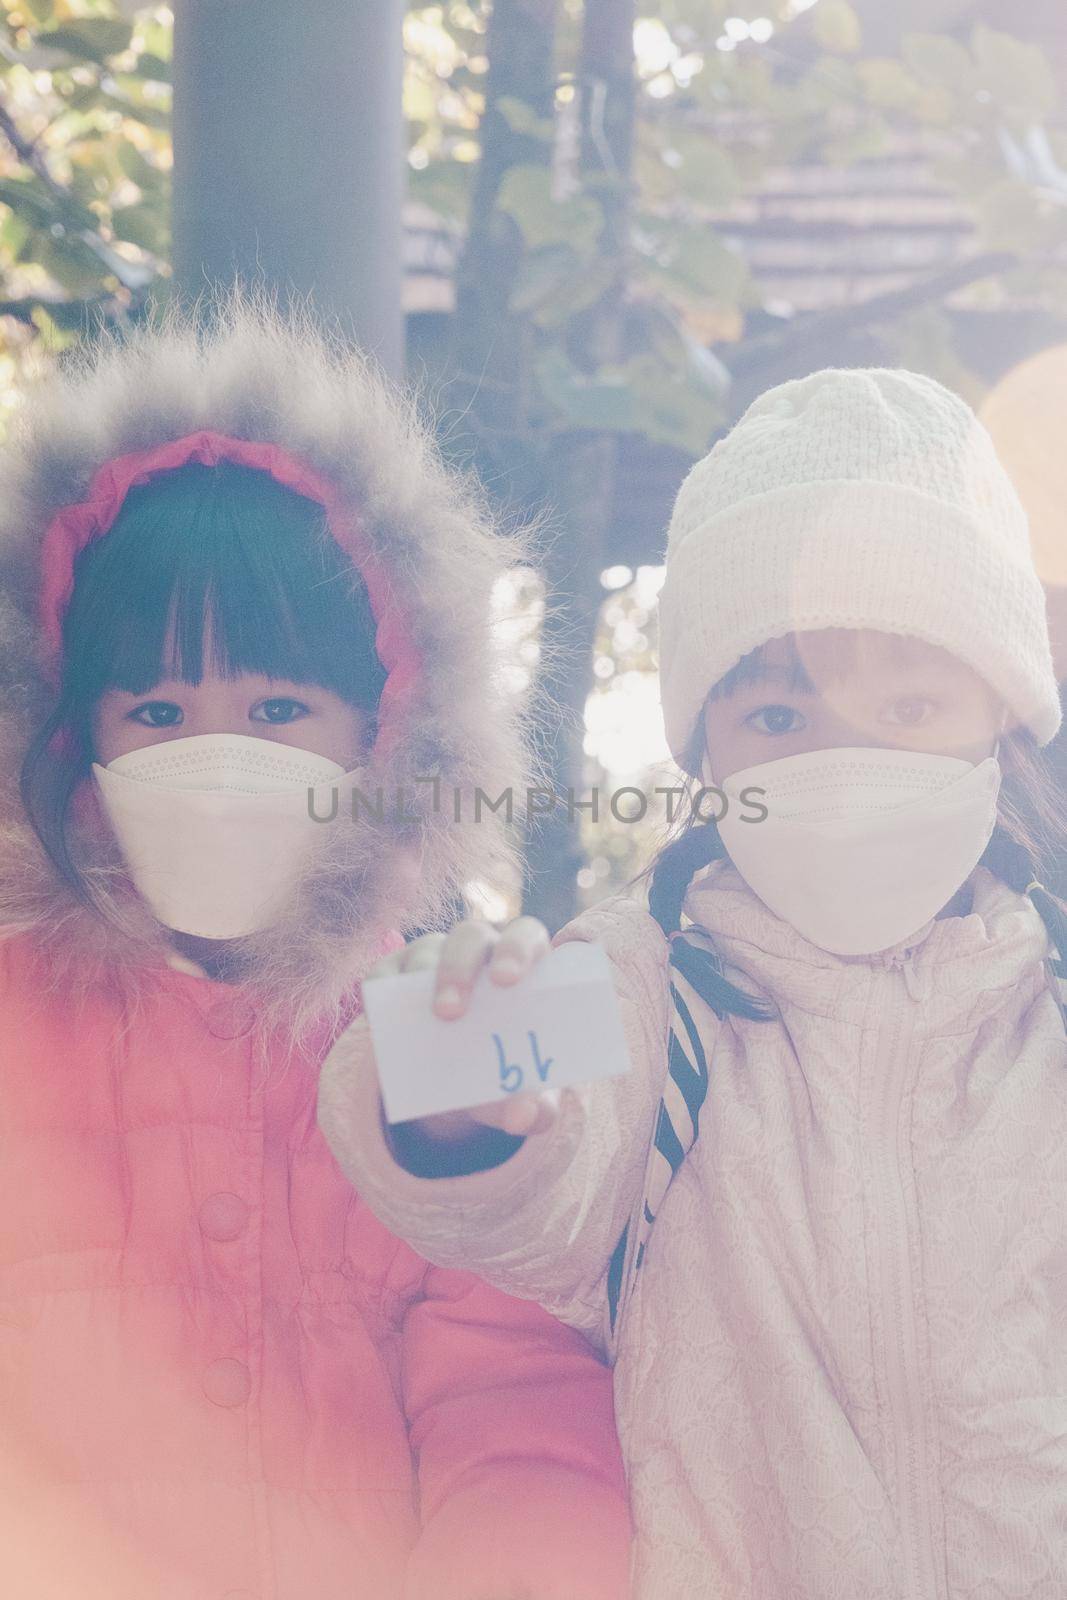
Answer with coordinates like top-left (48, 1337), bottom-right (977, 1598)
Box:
top-left (871, 954), bottom-right (943, 1600)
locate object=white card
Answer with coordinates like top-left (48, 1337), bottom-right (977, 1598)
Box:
top-left (361, 940), bottom-right (632, 1124)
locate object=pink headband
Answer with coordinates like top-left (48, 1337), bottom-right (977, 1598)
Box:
top-left (37, 429), bottom-right (419, 757)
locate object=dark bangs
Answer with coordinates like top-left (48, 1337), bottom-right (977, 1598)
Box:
top-left (708, 636), bottom-right (814, 701)
top-left (708, 631), bottom-right (921, 703)
top-left (23, 458), bottom-right (387, 905)
top-left (59, 459), bottom-right (386, 718)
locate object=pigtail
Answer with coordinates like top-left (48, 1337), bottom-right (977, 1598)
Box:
top-left (647, 822), bottom-right (723, 936)
top-left (1027, 882), bottom-right (1067, 973)
top-left (980, 822), bottom-right (1067, 970)
top-left (644, 819), bottom-right (775, 1022)
top-left (979, 823), bottom-right (1037, 896)
top-left (979, 734), bottom-right (1067, 967)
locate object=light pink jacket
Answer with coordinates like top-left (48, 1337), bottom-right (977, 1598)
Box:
top-left (320, 861), bottom-right (1067, 1600)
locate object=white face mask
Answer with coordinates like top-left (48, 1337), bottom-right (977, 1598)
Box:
top-left (703, 745), bottom-right (1002, 956)
top-left (93, 733), bottom-right (354, 940)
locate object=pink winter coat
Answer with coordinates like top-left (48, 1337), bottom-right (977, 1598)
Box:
top-left (0, 301), bottom-right (631, 1600)
top-left (321, 861), bottom-right (1067, 1600)
top-left (0, 931), bottom-right (630, 1600)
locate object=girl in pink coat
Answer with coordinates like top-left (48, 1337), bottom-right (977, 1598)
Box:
top-left (0, 295), bottom-right (630, 1600)
top-left (321, 368), bottom-right (1067, 1599)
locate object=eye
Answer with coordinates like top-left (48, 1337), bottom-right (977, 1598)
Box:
top-left (883, 696), bottom-right (936, 727)
top-left (250, 696), bottom-right (311, 725)
top-left (744, 703), bottom-right (805, 736)
top-left (128, 701), bottom-right (183, 729)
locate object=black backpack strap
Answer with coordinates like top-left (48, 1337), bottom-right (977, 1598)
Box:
top-left (1044, 954), bottom-right (1067, 1024)
top-left (604, 931), bottom-right (725, 1355)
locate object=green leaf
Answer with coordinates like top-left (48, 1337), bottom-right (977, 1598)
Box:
top-left (34, 18), bottom-right (134, 65)
top-left (408, 159), bottom-right (472, 224)
top-left (976, 177), bottom-right (1067, 256)
top-left (822, 116), bottom-right (894, 164)
top-left (512, 247), bottom-right (616, 327)
top-left (138, 19), bottom-right (172, 62)
top-left (511, 246), bottom-right (570, 313)
top-left (532, 337), bottom-right (726, 452)
top-left (0, 176), bottom-right (56, 229)
top-left (641, 225), bottom-right (748, 308)
top-left (126, 53), bottom-right (171, 84)
top-left (529, 262), bottom-right (617, 327)
top-left (812, 0), bottom-right (862, 56)
top-left (0, 209), bottom-right (31, 259)
top-left (116, 141), bottom-right (162, 190)
top-left (111, 199), bottom-right (168, 256)
top-left (971, 23), bottom-right (1055, 120)
top-left (856, 57), bottom-right (921, 112)
top-left (901, 33), bottom-right (974, 97)
top-left (0, 170), bottom-right (98, 235)
top-left (21, 0), bottom-right (55, 23)
top-left (617, 352), bottom-right (724, 456)
top-left (27, 231), bottom-right (112, 296)
top-left (495, 95), bottom-right (553, 142)
top-left (496, 165), bottom-right (603, 256)
top-left (29, 302), bottom-right (83, 351)
top-left (92, 90), bottom-right (170, 130)
top-left (17, 295), bottom-right (102, 332)
top-left (660, 132), bottom-right (740, 209)
top-left (533, 347), bottom-right (639, 432)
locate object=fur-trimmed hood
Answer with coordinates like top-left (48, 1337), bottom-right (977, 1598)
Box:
top-left (0, 291), bottom-right (533, 1040)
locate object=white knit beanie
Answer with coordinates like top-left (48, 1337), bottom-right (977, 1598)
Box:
top-left (657, 366), bottom-right (1062, 763)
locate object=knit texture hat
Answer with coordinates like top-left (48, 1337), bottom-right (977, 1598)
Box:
top-left (658, 366), bottom-right (1062, 763)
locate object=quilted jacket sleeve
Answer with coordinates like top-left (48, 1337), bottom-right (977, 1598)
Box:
top-left (317, 896), bottom-right (671, 1345)
top-left (401, 1264), bottom-right (631, 1600)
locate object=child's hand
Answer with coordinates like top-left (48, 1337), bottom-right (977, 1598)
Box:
top-left (364, 918), bottom-right (560, 1141)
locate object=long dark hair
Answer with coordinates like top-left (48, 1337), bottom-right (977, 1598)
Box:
top-left (644, 638), bottom-right (1067, 1019)
top-left (21, 459), bottom-right (387, 905)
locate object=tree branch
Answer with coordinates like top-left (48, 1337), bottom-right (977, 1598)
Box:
top-left (729, 248), bottom-right (1025, 383)
top-left (0, 92), bottom-right (154, 291)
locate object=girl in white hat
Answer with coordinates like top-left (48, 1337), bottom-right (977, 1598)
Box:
top-left (321, 367), bottom-right (1067, 1600)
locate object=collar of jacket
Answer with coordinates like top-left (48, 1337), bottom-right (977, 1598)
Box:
top-left (682, 861), bottom-right (1053, 1029)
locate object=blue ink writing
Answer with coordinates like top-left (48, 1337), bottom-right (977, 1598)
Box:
top-left (492, 1030), bottom-right (555, 1094)
top-left (529, 1031), bottom-right (554, 1083)
top-left (493, 1033), bottom-right (524, 1094)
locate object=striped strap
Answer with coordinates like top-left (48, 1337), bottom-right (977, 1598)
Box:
top-left (604, 932), bottom-right (726, 1356)
top-left (1047, 954), bottom-right (1067, 1019)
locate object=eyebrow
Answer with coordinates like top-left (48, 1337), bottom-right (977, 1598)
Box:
top-left (712, 656), bottom-right (817, 699)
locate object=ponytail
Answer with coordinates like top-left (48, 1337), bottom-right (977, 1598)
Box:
top-left (643, 819), bottom-right (775, 1022)
top-left (1027, 882), bottom-right (1067, 975)
top-left (647, 822), bottom-right (723, 935)
top-left (979, 732), bottom-right (1067, 969)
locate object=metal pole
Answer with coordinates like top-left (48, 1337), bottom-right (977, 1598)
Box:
top-left (172, 0), bottom-right (405, 375)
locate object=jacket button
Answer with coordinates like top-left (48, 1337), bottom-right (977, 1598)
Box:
top-left (198, 1192), bottom-right (249, 1242)
top-left (205, 999), bottom-right (257, 1039)
top-left (202, 1358), bottom-right (251, 1407)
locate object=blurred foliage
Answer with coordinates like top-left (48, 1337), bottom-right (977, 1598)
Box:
top-left (401, 0), bottom-right (1067, 903)
top-left (401, 0), bottom-right (1067, 514)
top-left (0, 0), bottom-right (1063, 906)
top-left (0, 1), bottom-right (1060, 423)
top-left (0, 0), bottom-right (170, 389)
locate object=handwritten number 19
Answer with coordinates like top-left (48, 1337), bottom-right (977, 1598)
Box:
top-left (492, 1031), bottom-right (555, 1094)
top-left (494, 1034), bottom-right (523, 1094)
